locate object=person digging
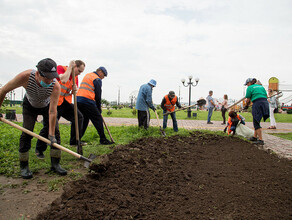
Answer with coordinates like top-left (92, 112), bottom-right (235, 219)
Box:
top-left (161, 91), bottom-right (182, 132)
top-left (0, 58), bottom-right (67, 179)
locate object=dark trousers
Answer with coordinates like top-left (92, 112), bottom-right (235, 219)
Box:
top-left (57, 100), bottom-right (84, 145)
top-left (77, 102), bottom-right (106, 141)
top-left (221, 108), bottom-right (227, 124)
top-left (21, 96), bottom-right (58, 153)
top-left (138, 110), bottom-right (150, 129)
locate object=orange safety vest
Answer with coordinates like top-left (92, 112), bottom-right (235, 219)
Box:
top-left (76, 72), bottom-right (100, 101)
top-left (227, 114), bottom-right (241, 135)
top-left (164, 95), bottom-right (177, 112)
top-left (57, 66), bottom-right (78, 106)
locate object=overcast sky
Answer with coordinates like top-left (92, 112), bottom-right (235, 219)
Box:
top-left (0, 0), bottom-right (291, 104)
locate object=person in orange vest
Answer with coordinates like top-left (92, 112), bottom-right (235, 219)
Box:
top-left (36, 60), bottom-right (86, 159)
top-left (161, 91), bottom-right (182, 132)
top-left (76, 66), bottom-right (113, 145)
top-left (224, 111), bottom-right (245, 135)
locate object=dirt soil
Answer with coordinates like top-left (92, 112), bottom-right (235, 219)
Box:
top-left (33, 132), bottom-right (292, 220)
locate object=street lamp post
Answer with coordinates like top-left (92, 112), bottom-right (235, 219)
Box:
top-left (181, 76), bottom-right (199, 118)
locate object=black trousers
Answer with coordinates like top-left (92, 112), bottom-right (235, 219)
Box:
top-left (77, 102), bottom-right (106, 141)
top-left (57, 100), bottom-right (84, 145)
top-left (20, 96), bottom-right (58, 153)
top-left (221, 108), bottom-right (227, 124)
top-left (138, 110), bottom-right (150, 129)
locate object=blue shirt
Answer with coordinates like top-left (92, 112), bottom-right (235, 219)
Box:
top-left (206, 95), bottom-right (215, 108)
top-left (136, 83), bottom-right (154, 111)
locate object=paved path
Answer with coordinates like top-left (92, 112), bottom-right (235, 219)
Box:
top-left (13, 115), bottom-right (292, 160)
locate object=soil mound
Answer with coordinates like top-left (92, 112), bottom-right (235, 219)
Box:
top-left (36, 132), bottom-right (292, 219)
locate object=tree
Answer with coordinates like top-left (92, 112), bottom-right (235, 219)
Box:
top-left (101, 98), bottom-right (110, 107)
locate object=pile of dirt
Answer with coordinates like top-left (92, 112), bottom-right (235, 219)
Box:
top-left (36, 132), bottom-right (292, 219)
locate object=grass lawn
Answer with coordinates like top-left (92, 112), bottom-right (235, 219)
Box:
top-left (102, 107), bottom-right (292, 123)
top-left (269, 133), bottom-right (292, 141)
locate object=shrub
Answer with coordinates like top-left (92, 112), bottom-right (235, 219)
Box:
top-left (287, 109), bottom-right (292, 114)
top-left (131, 108), bottom-right (137, 116)
top-left (107, 109), bottom-right (112, 115)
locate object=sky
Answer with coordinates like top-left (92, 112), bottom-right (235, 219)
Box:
top-left (0, 0), bottom-right (292, 105)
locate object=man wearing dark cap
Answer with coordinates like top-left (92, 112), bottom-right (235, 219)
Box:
top-left (76, 67), bottom-right (113, 145)
top-left (161, 91), bottom-right (182, 132)
top-left (0, 58), bottom-right (67, 179)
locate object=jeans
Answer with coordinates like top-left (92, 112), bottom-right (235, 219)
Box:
top-left (163, 110), bottom-right (178, 132)
top-left (207, 107), bottom-right (214, 123)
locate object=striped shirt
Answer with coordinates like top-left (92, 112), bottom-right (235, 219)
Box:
top-left (25, 70), bottom-right (55, 108)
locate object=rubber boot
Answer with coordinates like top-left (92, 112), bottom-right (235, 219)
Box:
top-left (19, 152), bottom-right (33, 179)
top-left (50, 149), bottom-right (67, 176)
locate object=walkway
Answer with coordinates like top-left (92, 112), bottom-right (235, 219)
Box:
top-left (13, 115), bottom-right (292, 160)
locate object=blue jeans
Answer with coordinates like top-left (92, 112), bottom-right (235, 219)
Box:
top-left (163, 110), bottom-right (178, 132)
top-left (207, 107), bottom-right (214, 123)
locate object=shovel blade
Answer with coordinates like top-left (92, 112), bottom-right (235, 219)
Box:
top-left (84, 154), bottom-right (97, 168)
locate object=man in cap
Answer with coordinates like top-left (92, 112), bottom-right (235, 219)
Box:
top-left (76, 66), bottom-right (113, 145)
top-left (136, 79), bottom-right (156, 129)
top-left (161, 91), bottom-right (182, 132)
top-left (0, 58), bottom-right (67, 179)
top-left (243, 78), bottom-right (269, 145)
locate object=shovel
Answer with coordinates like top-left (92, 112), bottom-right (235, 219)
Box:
top-left (0, 117), bottom-right (94, 168)
top-left (154, 110), bottom-right (166, 137)
top-left (101, 115), bottom-right (115, 143)
top-left (71, 65), bottom-right (82, 155)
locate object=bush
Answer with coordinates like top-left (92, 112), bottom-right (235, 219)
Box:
top-left (287, 109), bottom-right (292, 114)
top-left (107, 109), bottom-right (112, 115)
top-left (157, 110), bottom-right (162, 117)
top-left (131, 108), bottom-right (137, 116)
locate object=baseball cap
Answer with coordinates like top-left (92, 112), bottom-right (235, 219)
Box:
top-left (244, 78), bottom-right (254, 86)
top-left (36, 58), bottom-right (58, 79)
top-left (98, 66), bottom-right (108, 76)
top-left (169, 91), bottom-right (175, 98)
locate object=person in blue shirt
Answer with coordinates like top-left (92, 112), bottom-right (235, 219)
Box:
top-left (206, 90), bottom-right (215, 124)
top-left (136, 79), bottom-right (156, 129)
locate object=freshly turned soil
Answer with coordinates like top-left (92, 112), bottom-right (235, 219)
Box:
top-left (36, 132), bottom-right (292, 219)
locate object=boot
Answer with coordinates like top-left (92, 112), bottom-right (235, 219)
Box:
top-left (19, 152), bottom-right (33, 179)
top-left (51, 157), bottom-right (67, 176)
top-left (50, 148), bottom-right (67, 176)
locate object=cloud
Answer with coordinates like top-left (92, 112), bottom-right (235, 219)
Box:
top-left (0, 0), bottom-right (291, 104)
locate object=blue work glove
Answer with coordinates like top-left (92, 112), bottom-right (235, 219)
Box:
top-left (241, 120), bottom-right (245, 125)
top-left (151, 106), bottom-right (156, 112)
top-left (243, 105), bottom-right (249, 110)
top-left (49, 135), bottom-right (57, 147)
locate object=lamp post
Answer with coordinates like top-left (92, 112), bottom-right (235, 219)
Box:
top-left (181, 76), bottom-right (199, 118)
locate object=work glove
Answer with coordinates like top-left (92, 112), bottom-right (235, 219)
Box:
top-left (243, 105), bottom-right (249, 110)
top-left (223, 127), bottom-right (227, 133)
top-left (0, 113), bottom-right (3, 118)
top-left (49, 135), bottom-right (57, 147)
top-left (151, 106), bottom-right (156, 112)
top-left (241, 120), bottom-right (245, 125)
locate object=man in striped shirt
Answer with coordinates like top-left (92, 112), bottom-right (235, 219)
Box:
top-left (0, 58), bottom-right (67, 179)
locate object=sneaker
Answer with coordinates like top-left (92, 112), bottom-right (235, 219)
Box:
top-left (253, 140), bottom-right (264, 145)
top-left (249, 137), bottom-right (258, 142)
top-left (207, 122), bottom-right (213, 124)
top-left (35, 150), bottom-right (45, 159)
top-left (221, 123), bottom-right (226, 125)
top-left (100, 139), bottom-right (114, 145)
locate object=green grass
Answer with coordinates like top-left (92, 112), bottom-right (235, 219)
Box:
top-left (102, 107), bottom-right (292, 123)
top-left (269, 133), bottom-right (292, 141)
